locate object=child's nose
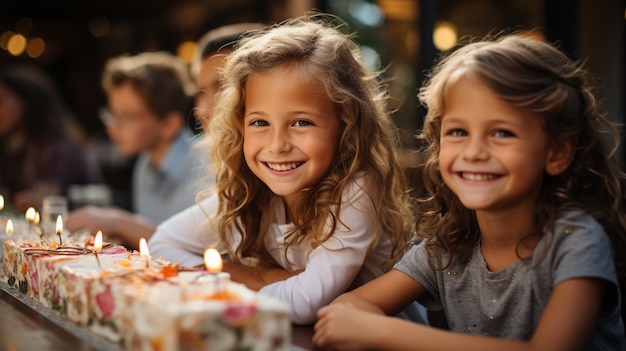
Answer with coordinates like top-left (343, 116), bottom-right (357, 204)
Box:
top-left (462, 137), bottom-right (489, 161)
top-left (268, 128), bottom-right (292, 153)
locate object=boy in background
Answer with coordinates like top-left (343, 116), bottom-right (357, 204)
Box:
top-left (66, 51), bottom-right (206, 249)
top-left (191, 22), bottom-right (265, 127)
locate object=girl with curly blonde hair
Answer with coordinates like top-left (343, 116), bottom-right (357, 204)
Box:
top-left (149, 12), bottom-right (422, 325)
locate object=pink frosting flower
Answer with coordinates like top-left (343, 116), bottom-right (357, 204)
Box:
top-left (221, 303), bottom-right (256, 328)
top-left (95, 287), bottom-right (115, 318)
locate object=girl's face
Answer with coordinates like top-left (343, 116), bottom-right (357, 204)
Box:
top-left (243, 67), bottom-right (340, 207)
top-left (105, 83), bottom-right (165, 157)
top-left (439, 75), bottom-right (551, 215)
top-left (0, 83), bottom-right (24, 136)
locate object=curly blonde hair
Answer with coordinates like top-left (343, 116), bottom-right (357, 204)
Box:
top-left (198, 12), bottom-right (415, 269)
top-left (417, 33), bottom-right (626, 279)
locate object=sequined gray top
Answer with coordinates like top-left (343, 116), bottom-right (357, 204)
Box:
top-left (395, 210), bottom-right (625, 349)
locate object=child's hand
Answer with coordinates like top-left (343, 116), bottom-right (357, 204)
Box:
top-left (64, 206), bottom-right (116, 234)
top-left (313, 303), bottom-right (380, 350)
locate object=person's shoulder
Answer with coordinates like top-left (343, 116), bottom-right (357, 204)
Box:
top-left (555, 210), bottom-right (604, 233)
top-left (177, 128), bottom-right (198, 144)
top-left (549, 209), bottom-right (611, 247)
top-left (167, 129), bottom-right (199, 157)
top-left (342, 172), bottom-right (371, 195)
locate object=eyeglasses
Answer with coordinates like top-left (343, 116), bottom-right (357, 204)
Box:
top-left (98, 107), bottom-right (149, 127)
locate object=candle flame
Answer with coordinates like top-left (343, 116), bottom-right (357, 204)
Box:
top-left (94, 231), bottom-right (103, 253)
top-left (139, 238), bottom-right (150, 259)
top-left (34, 212), bottom-right (40, 225)
top-left (204, 248), bottom-right (223, 274)
top-left (6, 219), bottom-right (13, 235)
top-left (25, 207), bottom-right (36, 222)
top-left (55, 215), bottom-right (63, 234)
top-left (0, 195), bottom-right (4, 211)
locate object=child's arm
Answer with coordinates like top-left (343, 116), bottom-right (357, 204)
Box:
top-left (314, 277), bottom-right (607, 351)
top-left (221, 259), bottom-right (303, 290)
top-left (256, 177), bottom-right (392, 325)
top-left (65, 206), bottom-right (156, 250)
top-left (148, 195), bottom-right (221, 267)
top-left (330, 269), bottom-right (427, 316)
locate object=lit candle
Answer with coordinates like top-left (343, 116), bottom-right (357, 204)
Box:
top-left (93, 230), bottom-right (103, 270)
top-left (204, 248), bottom-right (223, 274)
top-left (6, 219), bottom-right (13, 235)
top-left (204, 248), bottom-right (227, 292)
top-left (25, 207), bottom-right (36, 222)
top-left (55, 215), bottom-right (63, 246)
top-left (0, 194), bottom-right (4, 211)
top-left (25, 207), bottom-right (42, 238)
top-left (139, 238), bottom-right (150, 268)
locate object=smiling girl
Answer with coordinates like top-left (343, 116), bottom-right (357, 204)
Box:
top-left (314, 33), bottom-right (626, 350)
top-left (148, 12), bottom-right (425, 325)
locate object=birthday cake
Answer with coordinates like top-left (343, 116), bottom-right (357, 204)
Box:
top-left (118, 274), bottom-right (290, 351)
top-left (1, 232), bottom-right (291, 351)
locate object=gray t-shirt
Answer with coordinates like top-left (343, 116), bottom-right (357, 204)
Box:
top-left (395, 210), bottom-right (625, 350)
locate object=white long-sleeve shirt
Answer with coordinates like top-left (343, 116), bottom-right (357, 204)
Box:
top-left (148, 176), bottom-right (394, 324)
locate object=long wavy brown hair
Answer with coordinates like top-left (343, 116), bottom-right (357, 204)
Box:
top-left (417, 33), bottom-right (626, 281)
top-left (198, 12), bottom-right (415, 269)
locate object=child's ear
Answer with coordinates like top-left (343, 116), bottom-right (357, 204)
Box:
top-left (160, 111), bottom-right (185, 141)
top-left (545, 137), bottom-right (576, 176)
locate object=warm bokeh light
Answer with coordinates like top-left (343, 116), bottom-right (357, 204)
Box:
top-left (26, 37), bottom-right (45, 58)
top-left (204, 248), bottom-right (223, 274)
top-left (94, 230), bottom-right (103, 253)
top-left (7, 33), bottom-right (27, 56)
top-left (378, 0), bottom-right (417, 21)
top-left (34, 212), bottom-right (40, 225)
top-left (177, 41), bottom-right (196, 64)
top-left (433, 21), bottom-right (458, 51)
top-left (0, 194), bottom-right (4, 211)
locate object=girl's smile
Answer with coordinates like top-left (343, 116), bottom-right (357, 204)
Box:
top-left (456, 171), bottom-right (501, 182)
top-left (264, 162), bottom-right (303, 172)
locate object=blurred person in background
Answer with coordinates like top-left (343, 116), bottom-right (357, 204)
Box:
top-left (66, 24), bottom-right (263, 250)
top-left (0, 64), bottom-right (92, 214)
top-left (65, 51), bottom-right (206, 249)
top-left (191, 22), bottom-right (265, 129)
